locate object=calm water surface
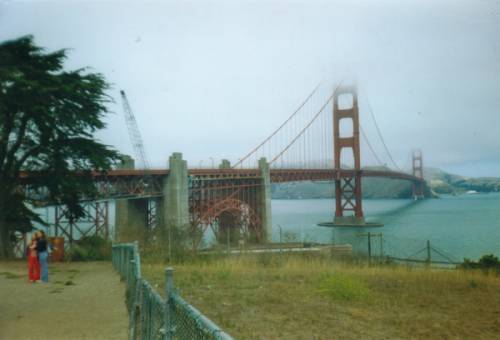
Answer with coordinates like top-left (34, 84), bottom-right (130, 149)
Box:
top-left (271, 193), bottom-right (500, 261)
top-left (33, 193), bottom-right (500, 262)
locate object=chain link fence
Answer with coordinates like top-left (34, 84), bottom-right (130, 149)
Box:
top-left (112, 242), bottom-right (232, 340)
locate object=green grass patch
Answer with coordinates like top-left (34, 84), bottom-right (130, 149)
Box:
top-left (49, 288), bottom-right (64, 294)
top-left (316, 273), bottom-right (371, 301)
top-left (0, 271), bottom-right (23, 279)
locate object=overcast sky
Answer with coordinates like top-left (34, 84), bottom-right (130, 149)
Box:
top-left (1, 0), bottom-right (499, 177)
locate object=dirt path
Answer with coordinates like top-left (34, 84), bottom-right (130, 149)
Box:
top-left (0, 261), bottom-right (128, 340)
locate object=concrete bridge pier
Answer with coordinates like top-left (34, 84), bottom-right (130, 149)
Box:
top-left (114, 153), bottom-right (190, 245)
top-left (219, 159), bottom-right (231, 169)
top-left (258, 157), bottom-right (272, 242)
top-left (117, 155), bottom-right (135, 170)
top-left (161, 152), bottom-right (189, 243)
top-left (115, 153), bottom-right (270, 246)
top-left (114, 155), bottom-right (149, 242)
top-left (115, 198), bottom-right (149, 242)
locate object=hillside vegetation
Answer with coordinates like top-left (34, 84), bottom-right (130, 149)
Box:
top-left (425, 167), bottom-right (500, 194)
top-left (272, 178), bottom-right (413, 199)
top-left (271, 166), bottom-right (500, 199)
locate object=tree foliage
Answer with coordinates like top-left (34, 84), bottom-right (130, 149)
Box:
top-left (0, 36), bottom-right (120, 257)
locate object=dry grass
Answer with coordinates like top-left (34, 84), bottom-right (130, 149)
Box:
top-left (142, 254), bottom-right (500, 339)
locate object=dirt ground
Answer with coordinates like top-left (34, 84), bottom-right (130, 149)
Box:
top-left (0, 261), bottom-right (128, 340)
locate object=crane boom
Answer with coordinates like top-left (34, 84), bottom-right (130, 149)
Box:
top-left (119, 90), bottom-right (151, 170)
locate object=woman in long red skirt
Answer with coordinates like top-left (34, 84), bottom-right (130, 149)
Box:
top-left (27, 235), bottom-right (40, 282)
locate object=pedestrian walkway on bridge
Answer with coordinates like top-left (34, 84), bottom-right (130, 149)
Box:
top-left (0, 261), bottom-right (128, 340)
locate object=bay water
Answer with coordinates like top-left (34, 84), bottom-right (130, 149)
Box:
top-left (271, 193), bottom-right (500, 262)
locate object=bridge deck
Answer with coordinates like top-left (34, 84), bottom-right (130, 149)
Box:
top-left (19, 168), bottom-right (423, 201)
top-left (90, 168), bottom-right (423, 183)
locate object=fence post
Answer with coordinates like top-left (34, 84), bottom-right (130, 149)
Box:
top-left (379, 234), bottom-right (383, 258)
top-left (121, 247), bottom-right (125, 276)
top-left (133, 241), bottom-right (141, 278)
top-left (128, 248), bottom-right (132, 285)
top-left (426, 240), bottom-right (431, 266)
top-left (141, 283), bottom-right (147, 339)
top-left (118, 247), bottom-right (122, 274)
top-left (164, 267), bottom-right (174, 340)
top-left (130, 241), bottom-right (141, 340)
top-left (367, 232), bottom-right (372, 264)
top-left (277, 225), bottom-right (283, 257)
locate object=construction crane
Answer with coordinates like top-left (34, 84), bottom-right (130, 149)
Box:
top-left (120, 90), bottom-right (157, 233)
top-left (119, 90), bottom-right (151, 170)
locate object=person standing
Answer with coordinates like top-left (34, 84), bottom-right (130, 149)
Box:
top-left (35, 230), bottom-right (49, 283)
top-left (27, 235), bottom-right (40, 283)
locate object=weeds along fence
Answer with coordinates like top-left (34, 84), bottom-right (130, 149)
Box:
top-left (112, 242), bottom-right (232, 340)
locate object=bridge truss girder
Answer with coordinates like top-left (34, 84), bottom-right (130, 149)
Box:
top-left (54, 201), bottom-right (110, 246)
top-left (189, 175), bottom-right (263, 248)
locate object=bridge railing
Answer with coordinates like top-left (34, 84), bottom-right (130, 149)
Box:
top-left (112, 242), bottom-right (232, 340)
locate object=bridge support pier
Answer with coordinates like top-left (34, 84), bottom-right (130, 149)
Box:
top-left (161, 152), bottom-right (189, 243)
top-left (116, 155), bottom-right (135, 170)
top-left (219, 159), bottom-right (231, 169)
top-left (258, 157), bottom-right (272, 242)
top-left (114, 155), bottom-right (149, 243)
top-left (115, 198), bottom-right (148, 243)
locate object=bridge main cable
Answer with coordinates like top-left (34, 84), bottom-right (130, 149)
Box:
top-left (269, 83), bottom-right (341, 165)
top-left (233, 81), bottom-right (322, 168)
top-left (363, 89), bottom-right (402, 171)
top-left (360, 124), bottom-right (384, 166)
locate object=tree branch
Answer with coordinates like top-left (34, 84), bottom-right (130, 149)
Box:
top-left (3, 112), bottom-right (29, 174)
top-left (0, 112), bottom-right (15, 171)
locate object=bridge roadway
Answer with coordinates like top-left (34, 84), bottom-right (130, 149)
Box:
top-left (92, 168), bottom-right (421, 182)
top-left (20, 168), bottom-right (423, 199)
top-left (17, 162), bottom-right (425, 246)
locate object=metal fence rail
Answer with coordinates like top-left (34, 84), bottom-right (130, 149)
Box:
top-left (112, 242), bottom-right (232, 340)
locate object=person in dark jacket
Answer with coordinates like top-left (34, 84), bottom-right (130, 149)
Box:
top-left (35, 230), bottom-right (49, 283)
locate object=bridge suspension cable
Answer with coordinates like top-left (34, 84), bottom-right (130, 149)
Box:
top-left (359, 124), bottom-right (384, 166)
top-left (363, 91), bottom-right (402, 171)
top-left (234, 80), bottom-right (410, 174)
top-left (269, 88), bottom-right (337, 165)
top-left (233, 81), bottom-right (323, 168)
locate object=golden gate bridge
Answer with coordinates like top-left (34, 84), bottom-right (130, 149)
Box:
top-left (18, 83), bottom-right (426, 249)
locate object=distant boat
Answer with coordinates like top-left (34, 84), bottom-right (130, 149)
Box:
top-left (466, 190), bottom-right (479, 195)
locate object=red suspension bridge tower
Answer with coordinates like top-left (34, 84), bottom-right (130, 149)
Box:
top-left (412, 150), bottom-right (425, 199)
top-left (333, 86), bottom-right (366, 225)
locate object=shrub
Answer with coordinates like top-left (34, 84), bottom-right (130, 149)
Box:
top-left (66, 236), bottom-right (111, 261)
top-left (461, 254), bottom-right (500, 273)
top-left (478, 254), bottom-right (499, 268)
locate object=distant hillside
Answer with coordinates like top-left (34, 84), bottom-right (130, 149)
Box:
top-left (425, 167), bottom-right (500, 194)
top-left (272, 166), bottom-right (420, 199)
top-left (271, 178), bottom-right (414, 199)
top-left (271, 166), bottom-right (499, 199)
